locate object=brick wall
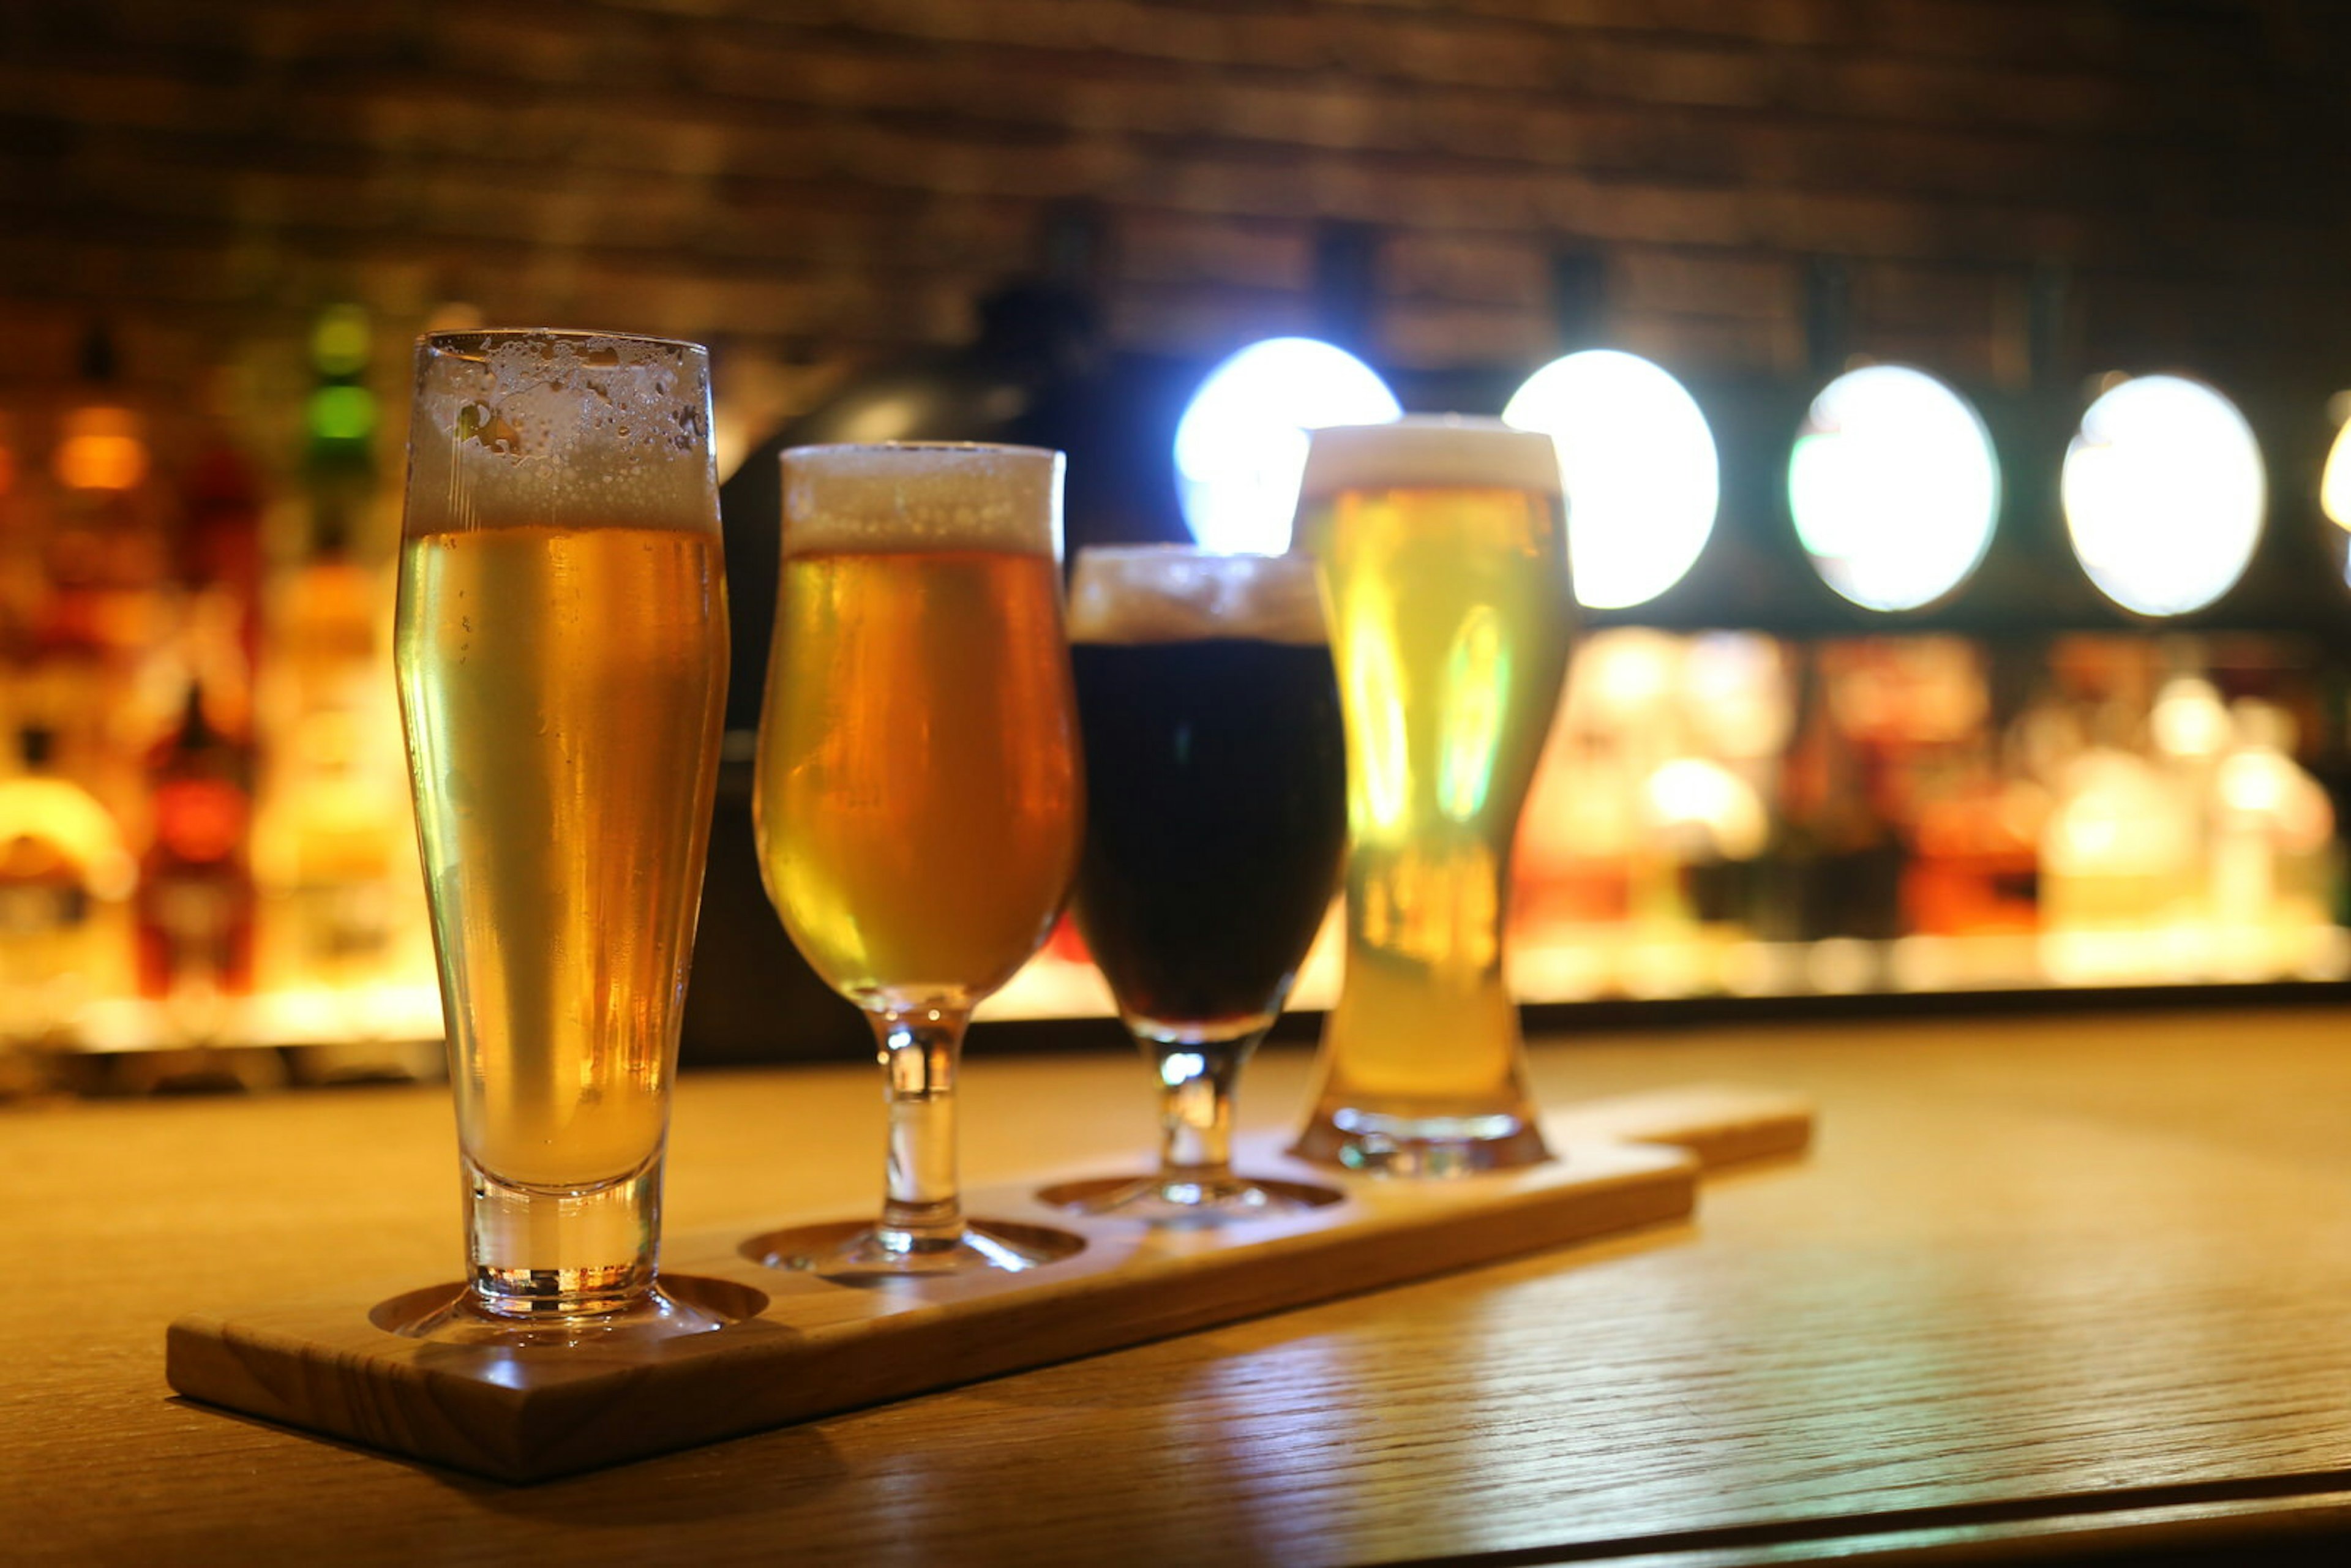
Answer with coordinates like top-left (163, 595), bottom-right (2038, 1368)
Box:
top-left (5, 0), bottom-right (2350, 473)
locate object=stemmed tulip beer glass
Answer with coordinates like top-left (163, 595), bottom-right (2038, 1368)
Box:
top-left (1046, 547), bottom-right (1349, 1222)
top-left (752, 443), bottom-right (1086, 1279)
top-left (394, 329), bottom-right (730, 1340)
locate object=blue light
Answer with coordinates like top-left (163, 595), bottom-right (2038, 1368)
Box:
top-left (1173, 337), bottom-right (1400, 554)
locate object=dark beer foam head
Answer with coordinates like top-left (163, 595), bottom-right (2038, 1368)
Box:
top-left (407, 330), bottom-right (715, 533)
top-left (781, 442), bottom-right (1065, 558)
top-left (1068, 547), bottom-right (1326, 646)
top-left (1299, 415), bottom-right (1562, 499)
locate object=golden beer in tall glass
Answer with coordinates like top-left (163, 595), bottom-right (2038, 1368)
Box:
top-left (753, 443), bottom-right (1083, 1279)
top-left (1291, 418), bottom-right (1573, 1174)
top-left (396, 330), bottom-right (727, 1334)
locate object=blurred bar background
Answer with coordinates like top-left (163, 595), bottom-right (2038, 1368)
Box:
top-left (6, 0), bottom-right (2351, 1093)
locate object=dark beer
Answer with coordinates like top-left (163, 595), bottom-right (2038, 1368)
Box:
top-left (1072, 636), bottom-right (1346, 1037)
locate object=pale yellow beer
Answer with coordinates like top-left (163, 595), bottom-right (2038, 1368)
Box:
top-left (397, 521), bottom-right (727, 1187)
top-left (757, 547), bottom-right (1081, 1005)
top-left (1292, 418), bottom-right (1572, 1172)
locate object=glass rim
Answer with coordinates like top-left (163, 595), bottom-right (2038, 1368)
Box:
top-left (417, 327), bottom-right (708, 359)
top-left (782, 440), bottom-right (1062, 463)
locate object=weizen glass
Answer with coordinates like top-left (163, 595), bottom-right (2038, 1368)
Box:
top-left (1044, 547), bottom-right (1348, 1223)
top-left (1291, 418), bottom-right (1575, 1175)
top-left (752, 443), bottom-right (1085, 1278)
top-left (394, 329), bottom-right (730, 1339)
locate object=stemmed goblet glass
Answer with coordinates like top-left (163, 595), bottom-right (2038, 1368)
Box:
top-left (1041, 547), bottom-right (1348, 1223)
top-left (751, 442), bottom-right (1086, 1279)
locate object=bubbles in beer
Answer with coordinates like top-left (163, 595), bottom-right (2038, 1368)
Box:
top-left (408, 331), bottom-right (714, 536)
top-left (779, 443), bottom-right (1065, 558)
top-left (1297, 415), bottom-right (1562, 500)
top-left (1067, 546), bottom-right (1325, 647)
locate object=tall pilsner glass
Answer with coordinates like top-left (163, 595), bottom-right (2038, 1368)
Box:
top-left (1291, 418), bottom-right (1574, 1175)
top-left (754, 443), bottom-right (1084, 1279)
top-left (395, 330), bottom-right (729, 1338)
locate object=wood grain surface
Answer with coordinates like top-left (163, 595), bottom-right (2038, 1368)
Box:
top-left (10, 1010), bottom-right (2351, 1563)
top-left (162, 1089), bottom-right (1806, 1482)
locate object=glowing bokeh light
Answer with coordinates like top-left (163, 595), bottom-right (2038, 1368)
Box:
top-left (2062, 373), bottom-right (2264, 617)
top-left (309, 304), bottom-right (372, 377)
top-left (1502, 350), bottom-right (1719, 609)
top-left (306, 384), bottom-right (378, 443)
top-left (1173, 337), bottom-right (1400, 554)
top-left (1788, 365), bottom-right (2000, 612)
top-left (53, 407), bottom-right (149, 492)
top-left (2322, 400), bottom-right (2351, 531)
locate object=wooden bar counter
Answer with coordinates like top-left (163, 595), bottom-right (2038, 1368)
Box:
top-left (9, 1007), bottom-right (2351, 1564)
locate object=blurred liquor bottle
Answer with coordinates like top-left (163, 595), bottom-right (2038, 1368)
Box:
top-left (1758, 645), bottom-right (1904, 946)
top-left (257, 510), bottom-right (404, 995)
top-left (250, 304), bottom-right (415, 1003)
top-left (134, 681), bottom-right (257, 1022)
top-left (2206, 699), bottom-right (2337, 975)
top-left (37, 327), bottom-right (171, 821)
top-left (0, 724), bottom-right (134, 1069)
top-left (174, 392), bottom-right (266, 733)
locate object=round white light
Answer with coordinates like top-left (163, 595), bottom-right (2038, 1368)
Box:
top-left (2321, 400), bottom-right (2351, 533)
top-left (1788, 365), bottom-right (2001, 612)
top-left (1502, 350), bottom-right (1719, 610)
top-left (1172, 337), bottom-right (1401, 555)
top-left (2062, 374), bottom-right (2265, 618)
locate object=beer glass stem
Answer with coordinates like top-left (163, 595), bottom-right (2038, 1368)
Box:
top-left (872, 1005), bottom-right (969, 1251)
top-left (1152, 1036), bottom-right (1254, 1179)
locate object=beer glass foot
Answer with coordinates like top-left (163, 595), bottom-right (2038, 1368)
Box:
top-left (1292, 1108), bottom-right (1551, 1176)
top-left (1037, 1172), bottom-right (1343, 1227)
top-left (393, 1280), bottom-right (735, 1347)
top-left (746, 1217), bottom-right (1086, 1283)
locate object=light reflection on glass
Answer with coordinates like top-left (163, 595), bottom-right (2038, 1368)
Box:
top-left (2062, 373), bottom-right (2264, 617)
top-left (1174, 338), bottom-right (1401, 555)
top-left (1157, 1051), bottom-right (1209, 1088)
top-left (1438, 607), bottom-right (1505, 822)
top-left (1337, 566), bottom-right (1409, 836)
top-left (1788, 365), bottom-right (2000, 612)
top-left (1502, 349), bottom-right (1719, 610)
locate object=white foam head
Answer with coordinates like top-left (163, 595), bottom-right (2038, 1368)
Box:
top-left (781, 443), bottom-right (1065, 558)
top-left (1298, 415), bottom-right (1564, 500)
top-left (1067, 546), bottom-right (1326, 646)
top-left (406, 330), bottom-right (715, 534)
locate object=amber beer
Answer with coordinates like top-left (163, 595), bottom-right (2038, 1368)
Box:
top-left (758, 546), bottom-right (1081, 1003)
top-left (396, 330), bottom-right (727, 1329)
top-left (398, 523), bottom-right (726, 1185)
top-left (1291, 418), bottom-right (1573, 1174)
